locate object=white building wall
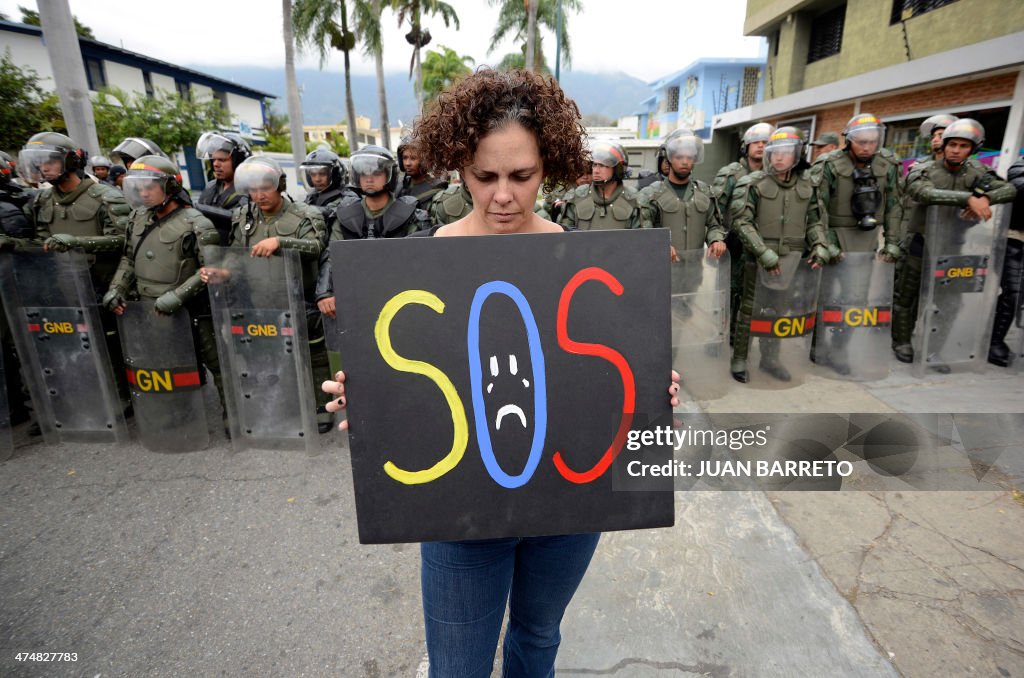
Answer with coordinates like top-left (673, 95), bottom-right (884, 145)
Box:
top-left (149, 72), bottom-right (177, 96)
top-left (3, 31), bottom-right (55, 83)
top-left (191, 83), bottom-right (212, 101)
top-left (103, 61), bottom-right (145, 93)
top-left (226, 93), bottom-right (263, 132)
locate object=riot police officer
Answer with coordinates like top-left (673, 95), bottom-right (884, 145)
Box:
top-left (809, 132), bottom-right (840, 162)
top-left (918, 114), bottom-right (958, 165)
top-left (641, 130), bottom-right (725, 259)
top-left (317, 146), bottom-right (429, 322)
top-left (729, 127), bottom-right (832, 383)
top-left (0, 151), bottom-right (35, 424)
top-left (894, 119), bottom-right (1016, 365)
top-left (989, 157), bottom-right (1024, 366)
top-left (560, 139), bottom-right (646, 231)
top-left (195, 131), bottom-right (252, 243)
top-left (396, 137), bottom-right (448, 211)
top-left (226, 156), bottom-right (333, 433)
top-left (102, 155), bottom-right (225, 414)
top-left (712, 122), bottom-right (775, 341)
top-left (20, 131), bottom-right (132, 408)
top-left (637, 144), bottom-right (669, 190)
top-left (300, 148), bottom-right (357, 226)
top-left (89, 155), bottom-right (113, 185)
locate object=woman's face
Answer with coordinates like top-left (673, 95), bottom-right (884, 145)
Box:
top-left (462, 123), bottom-right (544, 234)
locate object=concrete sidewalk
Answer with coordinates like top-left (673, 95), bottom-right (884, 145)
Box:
top-left (0, 362), bottom-right (1021, 677)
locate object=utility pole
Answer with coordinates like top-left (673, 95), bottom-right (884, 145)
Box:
top-left (282, 0), bottom-right (307, 179)
top-left (37, 0), bottom-right (100, 155)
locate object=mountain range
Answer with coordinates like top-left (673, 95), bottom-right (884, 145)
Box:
top-left (188, 65), bottom-right (651, 127)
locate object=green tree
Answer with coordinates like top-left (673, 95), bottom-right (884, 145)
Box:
top-left (495, 41), bottom-right (551, 76)
top-left (262, 102), bottom-right (293, 152)
top-left (293, 0), bottom-right (361, 152)
top-left (91, 87), bottom-right (228, 155)
top-left (0, 52), bottom-right (65, 152)
top-left (18, 6), bottom-right (95, 39)
top-left (391, 0), bottom-right (459, 111)
top-left (421, 45), bottom-right (474, 103)
top-left (487, 0), bottom-right (581, 72)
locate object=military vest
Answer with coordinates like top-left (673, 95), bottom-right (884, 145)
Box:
top-left (233, 202), bottom-right (321, 299)
top-left (568, 184), bottom-right (637, 231)
top-left (649, 179), bottom-right (715, 251)
top-left (128, 207), bottom-right (206, 298)
top-left (35, 179), bottom-right (107, 237)
top-left (712, 160), bottom-right (751, 228)
top-left (751, 172), bottom-right (814, 254)
top-left (199, 180), bottom-right (245, 210)
top-left (336, 196), bottom-right (419, 240)
top-left (823, 150), bottom-right (895, 251)
top-left (905, 158), bottom-right (989, 235)
top-left (432, 184), bottom-right (473, 224)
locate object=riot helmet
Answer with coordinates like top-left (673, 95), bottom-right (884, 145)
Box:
top-left (196, 131), bottom-right (252, 170)
top-left (351, 145), bottom-right (398, 197)
top-left (111, 137), bottom-right (167, 167)
top-left (665, 130), bottom-right (705, 165)
top-left (234, 156), bottom-right (287, 194)
top-left (301, 148), bottom-right (346, 193)
top-left (843, 114), bottom-right (885, 162)
top-left (919, 113), bottom-right (958, 140)
top-left (123, 155), bottom-right (183, 211)
top-left (741, 122), bottom-right (774, 157)
top-left (941, 118), bottom-right (985, 152)
top-left (764, 127), bottom-right (804, 176)
top-left (19, 132), bottom-right (87, 184)
top-left (589, 139), bottom-right (629, 184)
top-left (89, 155), bottom-right (112, 170)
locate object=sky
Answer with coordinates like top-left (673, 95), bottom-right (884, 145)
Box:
top-left (0, 0), bottom-right (765, 84)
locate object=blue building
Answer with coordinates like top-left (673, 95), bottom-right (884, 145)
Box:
top-left (635, 58), bottom-right (766, 140)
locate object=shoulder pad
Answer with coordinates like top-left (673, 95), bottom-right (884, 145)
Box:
top-left (441, 183), bottom-right (462, 197)
top-left (396, 195), bottom-right (419, 207)
top-left (878, 148), bottom-right (896, 160)
top-left (179, 206), bottom-right (214, 229)
top-left (572, 184), bottom-right (590, 199)
top-left (692, 178), bottom-right (712, 195)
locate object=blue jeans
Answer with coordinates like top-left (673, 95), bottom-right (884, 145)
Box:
top-left (421, 533), bottom-right (601, 678)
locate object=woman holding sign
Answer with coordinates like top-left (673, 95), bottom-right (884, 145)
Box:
top-left (323, 68), bottom-right (681, 677)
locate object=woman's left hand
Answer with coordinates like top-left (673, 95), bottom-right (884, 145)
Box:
top-left (669, 369), bottom-right (681, 407)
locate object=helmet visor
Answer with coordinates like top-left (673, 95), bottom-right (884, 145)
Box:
top-left (765, 140), bottom-right (801, 174)
top-left (351, 154), bottom-right (393, 180)
top-left (300, 162), bottom-right (334, 190)
top-left (196, 132), bottom-right (237, 160)
top-left (123, 173), bottom-right (169, 209)
top-left (19, 148), bottom-right (66, 182)
top-left (234, 161), bottom-right (282, 194)
top-left (665, 137), bottom-right (704, 164)
top-left (846, 124), bottom-right (884, 145)
top-left (743, 123), bottom-right (774, 146)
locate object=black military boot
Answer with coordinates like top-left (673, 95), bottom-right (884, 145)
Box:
top-left (758, 339), bottom-right (791, 382)
top-left (988, 240), bottom-right (1022, 367)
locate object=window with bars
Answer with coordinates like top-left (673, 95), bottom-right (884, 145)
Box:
top-left (890, 0), bottom-right (959, 24)
top-left (665, 86), bottom-right (680, 113)
top-left (741, 68), bottom-right (761, 107)
top-left (807, 4), bottom-right (846, 64)
top-left (84, 57), bottom-right (106, 90)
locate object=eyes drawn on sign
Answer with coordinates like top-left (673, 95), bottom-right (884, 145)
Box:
top-left (372, 267), bottom-right (636, 488)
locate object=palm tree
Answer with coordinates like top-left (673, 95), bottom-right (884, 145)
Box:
top-left (282, 0), bottom-right (307, 170)
top-left (421, 46), bottom-right (474, 103)
top-left (353, 0), bottom-right (392, 149)
top-left (293, 0), bottom-right (361, 153)
top-left (524, 0), bottom-right (538, 71)
top-left (488, 0), bottom-right (582, 72)
top-left (391, 0), bottom-right (460, 112)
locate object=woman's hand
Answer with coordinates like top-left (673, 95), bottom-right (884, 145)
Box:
top-left (322, 370), bottom-right (348, 431)
top-left (669, 369), bottom-right (681, 408)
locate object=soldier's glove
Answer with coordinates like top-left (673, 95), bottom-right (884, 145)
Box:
top-left (44, 233), bottom-right (81, 252)
top-left (102, 286), bottom-right (127, 311)
top-left (154, 290), bottom-right (184, 316)
top-left (808, 244), bottom-right (832, 267)
top-left (879, 242), bottom-right (903, 263)
top-left (757, 248), bottom-right (780, 270)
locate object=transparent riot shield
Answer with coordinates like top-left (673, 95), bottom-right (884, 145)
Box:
top-left (0, 249), bottom-right (127, 444)
top-left (204, 247), bottom-right (317, 454)
top-left (746, 252), bottom-right (822, 389)
top-left (671, 249), bottom-right (730, 401)
top-left (814, 252), bottom-right (894, 382)
top-left (915, 205), bottom-right (1010, 375)
top-left (118, 299), bottom-right (209, 452)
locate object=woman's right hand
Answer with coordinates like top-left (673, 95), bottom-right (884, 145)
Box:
top-left (322, 370), bottom-right (348, 431)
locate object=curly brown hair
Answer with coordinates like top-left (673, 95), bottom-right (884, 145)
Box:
top-left (411, 68), bottom-right (589, 191)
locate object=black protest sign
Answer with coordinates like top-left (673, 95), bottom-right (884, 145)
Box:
top-left (330, 229), bottom-right (674, 543)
